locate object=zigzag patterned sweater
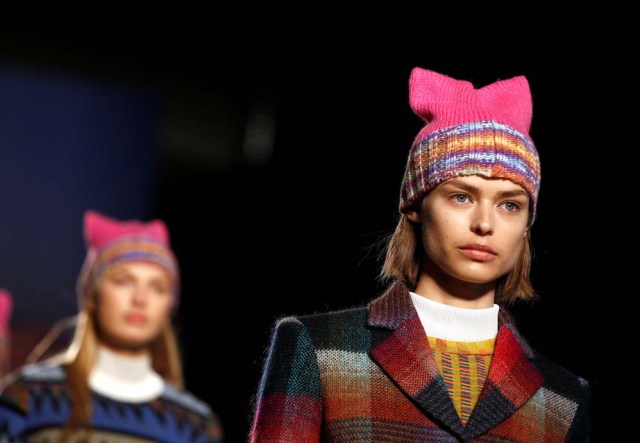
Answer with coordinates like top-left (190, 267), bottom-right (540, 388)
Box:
top-left (0, 362), bottom-right (223, 442)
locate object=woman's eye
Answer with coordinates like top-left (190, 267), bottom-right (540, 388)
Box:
top-left (454, 194), bottom-right (468, 203)
top-left (112, 278), bottom-right (128, 285)
top-left (502, 201), bottom-right (520, 212)
top-left (151, 283), bottom-right (169, 294)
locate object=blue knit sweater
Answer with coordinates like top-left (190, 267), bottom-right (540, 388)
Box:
top-left (0, 362), bottom-right (223, 442)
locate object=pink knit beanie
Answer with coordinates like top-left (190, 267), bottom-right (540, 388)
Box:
top-left (76, 210), bottom-right (180, 307)
top-left (0, 289), bottom-right (11, 376)
top-left (400, 67), bottom-right (541, 223)
top-left (0, 289), bottom-right (12, 337)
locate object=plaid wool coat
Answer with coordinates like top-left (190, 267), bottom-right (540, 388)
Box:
top-left (249, 281), bottom-right (590, 442)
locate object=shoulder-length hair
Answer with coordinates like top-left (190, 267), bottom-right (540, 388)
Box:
top-left (379, 212), bottom-right (536, 305)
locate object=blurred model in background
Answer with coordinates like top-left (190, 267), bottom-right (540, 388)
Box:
top-left (0, 210), bottom-right (223, 442)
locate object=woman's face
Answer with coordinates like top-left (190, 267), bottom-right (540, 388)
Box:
top-left (408, 175), bottom-right (530, 286)
top-left (93, 261), bottom-right (173, 355)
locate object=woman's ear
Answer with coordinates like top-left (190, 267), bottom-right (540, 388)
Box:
top-left (84, 291), bottom-right (97, 314)
top-left (406, 210), bottom-right (422, 223)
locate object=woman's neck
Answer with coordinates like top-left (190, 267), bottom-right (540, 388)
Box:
top-left (415, 263), bottom-right (496, 309)
top-left (89, 345), bottom-right (164, 402)
top-left (409, 292), bottom-right (499, 341)
top-left (93, 345), bottom-right (153, 381)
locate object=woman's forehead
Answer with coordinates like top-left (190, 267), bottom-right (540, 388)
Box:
top-left (439, 175), bottom-right (527, 192)
top-left (105, 261), bottom-right (172, 278)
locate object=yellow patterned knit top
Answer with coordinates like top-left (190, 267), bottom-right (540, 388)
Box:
top-left (427, 336), bottom-right (495, 424)
top-left (409, 291), bottom-right (499, 426)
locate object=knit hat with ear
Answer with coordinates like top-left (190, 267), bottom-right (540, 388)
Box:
top-left (76, 210), bottom-right (180, 307)
top-left (400, 67), bottom-right (541, 223)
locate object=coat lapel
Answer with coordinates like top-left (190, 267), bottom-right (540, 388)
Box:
top-left (463, 311), bottom-right (544, 439)
top-left (368, 282), bottom-right (545, 440)
top-left (368, 282), bottom-right (464, 436)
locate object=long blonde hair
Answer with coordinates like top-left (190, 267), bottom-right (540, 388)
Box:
top-left (380, 212), bottom-right (536, 305)
top-left (27, 280), bottom-right (184, 438)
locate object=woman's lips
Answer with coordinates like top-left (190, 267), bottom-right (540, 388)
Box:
top-left (125, 313), bottom-right (148, 325)
top-left (459, 244), bottom-right (497, 261)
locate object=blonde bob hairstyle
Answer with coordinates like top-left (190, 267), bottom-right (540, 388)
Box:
top-left (380, 202), bottom-right (536, 305)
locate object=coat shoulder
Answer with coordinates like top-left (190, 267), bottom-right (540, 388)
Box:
top-left (276, 306), bottom-right (371, 353)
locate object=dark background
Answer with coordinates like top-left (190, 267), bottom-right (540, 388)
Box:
top-left (0, 34), bottom-right (611, 441)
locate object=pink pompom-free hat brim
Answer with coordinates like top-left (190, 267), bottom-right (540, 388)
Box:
top-left (76, 210), bottom-right (180, 307)
top-left (400, 68), bottom-right (541, 223)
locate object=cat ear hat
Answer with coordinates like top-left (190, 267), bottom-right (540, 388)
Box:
top-left (76, 210), bottom-right (180, 307)
top-left (400, 67), bottom-right (541, 224)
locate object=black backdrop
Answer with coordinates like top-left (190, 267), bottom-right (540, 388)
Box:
top-left (1, 34), bottom-right (612, 441)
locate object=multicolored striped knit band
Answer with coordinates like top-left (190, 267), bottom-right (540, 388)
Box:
top-left (400, 120), bottom-right (541, 223)
top-left (77, 235), bottom-right (180, 306)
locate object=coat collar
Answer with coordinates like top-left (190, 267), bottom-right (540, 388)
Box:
top-left (368, 281), bottom-right (544, 439)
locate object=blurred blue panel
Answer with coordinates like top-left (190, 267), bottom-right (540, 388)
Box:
top-left (0, 60), bottom-right (164, 323)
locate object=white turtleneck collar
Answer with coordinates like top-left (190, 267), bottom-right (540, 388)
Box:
top-left (89, 346), bottom-right (165, 403)
top-left (409, 292), bottom-right (499, 342)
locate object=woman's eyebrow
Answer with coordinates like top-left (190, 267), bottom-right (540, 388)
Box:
top-left (441, 180), bottom-right (528, 199)
top-left (497, 189), bottom-right (529, 199)
top-left (106, 268), bottom-right (130, 277)
top-left (440, 180), bottom-right (480, 193)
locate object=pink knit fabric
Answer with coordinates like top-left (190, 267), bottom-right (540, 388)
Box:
top-left (400, 68), bottom-right (541, 222)
top-left (409, 68), bottom-right (533, 141)
top-left (0, 289), bottom-right (12, 335)
top-left (77, 210), bottom-right (179, 306)
top-left (85, 210), bottom-right (170, 250)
